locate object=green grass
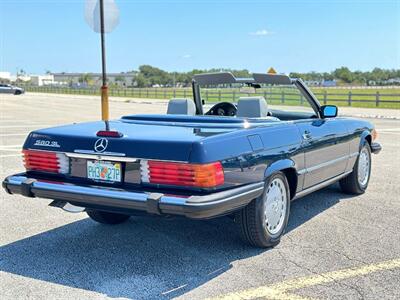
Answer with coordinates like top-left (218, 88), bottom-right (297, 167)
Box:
top-left (311, 87), bottom-right (400, 109)
top-left (24, 86), bottom-right (400, 109)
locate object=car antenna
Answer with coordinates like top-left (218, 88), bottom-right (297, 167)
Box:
top-left (85, 0), bottom-right (120, 131)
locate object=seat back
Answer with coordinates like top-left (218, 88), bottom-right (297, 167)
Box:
top-left (167, 98), bottom-right (196, 115)
top-left (236, 97), bottom-right (269, 118)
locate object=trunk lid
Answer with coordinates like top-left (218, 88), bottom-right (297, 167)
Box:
top-left (23, 115), bottom-right (248, 161)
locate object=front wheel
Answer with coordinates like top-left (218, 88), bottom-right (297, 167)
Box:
top-left (340, 141), bottom-right (372, 194)
top-left (236, 172), bottom-right (291, 248)
top-left (86, 209), bottom-right (130, 225)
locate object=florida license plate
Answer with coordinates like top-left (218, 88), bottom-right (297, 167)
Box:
top-left (87, 161), bottom-right (122, 182)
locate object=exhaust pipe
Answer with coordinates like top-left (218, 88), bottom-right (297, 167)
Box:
top-left (49, 200), bottom-right (86, 213)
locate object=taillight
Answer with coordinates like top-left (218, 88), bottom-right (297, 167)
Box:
top-left (23, 150), bottom-right (69, 174)
top-left (371, 129), bottom-right (378, 141)
top-left (140, 160), bottom-right (224, 188)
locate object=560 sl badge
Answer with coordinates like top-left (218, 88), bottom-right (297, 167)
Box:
top-left (33, 140), bottom-right (61, 148)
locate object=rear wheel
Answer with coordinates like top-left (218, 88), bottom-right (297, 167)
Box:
top-left (340, 141), bottom-right (371, 194)
top-left (236, 172), bottom-right (290, 248)
top-left (86, 209), bottom-right (130, 225)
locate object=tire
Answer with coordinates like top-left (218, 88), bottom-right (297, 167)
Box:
top-left (340, 141), bottom-right (372, 195)
top-left (236, 172), bottom-right (291, 248)
top-left (14, 90), bottom-right (21, 95)
top-left (86, 209), bottom-right (130, 225)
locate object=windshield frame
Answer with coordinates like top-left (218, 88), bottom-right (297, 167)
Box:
top-left (191, 72), bottom-right (322, 118)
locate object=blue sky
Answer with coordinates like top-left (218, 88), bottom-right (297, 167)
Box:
top-left (1, 0), bottom-right (399, 74)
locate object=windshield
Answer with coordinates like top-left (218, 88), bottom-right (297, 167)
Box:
top-left (201, 83), bottom-right (316, 115)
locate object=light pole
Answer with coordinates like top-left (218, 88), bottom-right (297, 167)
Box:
top-left (85, 0), bottom-right (119, 131)
top-left (99, 0), bottom-right (109, 130)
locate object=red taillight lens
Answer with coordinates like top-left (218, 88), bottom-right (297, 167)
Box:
top-left (23, 150), bottom-right (69, 174)
top-left (141, 160), bottom-right (224, 188)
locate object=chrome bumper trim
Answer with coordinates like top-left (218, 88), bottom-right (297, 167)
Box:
top-left (3, 174), bottom-right (264, 219)
top-left (371, 142), bottom-right (382, 154)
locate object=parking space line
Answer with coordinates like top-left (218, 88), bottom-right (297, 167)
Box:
top-left (0, 145), bottom-right (22, 148)
top-left (378, 128), bottom-right (400, 132)
top-left (0, 148), bottom-right (20, 151)
top-left (0, 125), bottom-right (52, 129)
top-left (0, 120), bottom-right (42, 123)
top-left (0, 133), bottom-right (29, 137)
top-left (210, 258), bottom-right (400, 300)
top-left (0, 154), bottom-right (22, 158)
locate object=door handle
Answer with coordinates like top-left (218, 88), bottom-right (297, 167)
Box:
top-left (302, 130), bottom-right (312, 140)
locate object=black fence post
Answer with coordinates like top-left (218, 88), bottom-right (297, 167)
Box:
top-left (173, 89), bottom-right (176, 98)
top-left (232, 91), bottom-right (236, 102)
top-left (348, 91), bottom-right (352, 106)
top-left (376, 91), bottom-right (380, 107)
top-left (206, 90), bottom-right (209, 102)
top-left (218, 90), bottom-right (221, 102)
top-left (281, 91), bottom-right (285, 104)
top-left (184, 89), bottom-right (187, 98)
top-left (324, 91), bottom-right (327, 105)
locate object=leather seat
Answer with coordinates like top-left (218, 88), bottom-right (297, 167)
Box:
top-left (167, 98), bottom-right (196, 115)
top-left (236, 97), bottom-right (269, 118)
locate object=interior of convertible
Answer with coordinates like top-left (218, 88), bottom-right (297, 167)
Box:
top-left (164, 73), bottom-right (320, 122)
top-left (166, 96), bottom-right (318, 122)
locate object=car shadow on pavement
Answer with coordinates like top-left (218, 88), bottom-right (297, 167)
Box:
top-left (0, 184), bottom-right (354, 299)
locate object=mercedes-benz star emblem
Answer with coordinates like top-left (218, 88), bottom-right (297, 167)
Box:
top-left (94, 138), bottom-right (108, 153)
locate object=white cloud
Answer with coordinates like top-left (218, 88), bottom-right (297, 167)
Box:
top-left (181, 54), bottom-right (192, 59)
top-left (249, 29), bottom-right (273, 36)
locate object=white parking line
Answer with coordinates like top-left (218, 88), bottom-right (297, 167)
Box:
top-left (0, 153), bottom-right (22, 158)
top-left (0, 133), bottom-right (29, 137)
top-left (0, 120), bottom-right (41, 123)
top-left (0, 124), bottom-right (52, 129)
top-left (0, 145), bottom-right (22, 148)
top-left (379, 128), bottom-right (400, 132)
top-left (0, 149), bottom-right (21, 152)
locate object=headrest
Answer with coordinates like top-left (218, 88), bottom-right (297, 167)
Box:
top-left (167, 98), bottom-right (196, 115)
top-left (236, 97), bottom-right (268, 118)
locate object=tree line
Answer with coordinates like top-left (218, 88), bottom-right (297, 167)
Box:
top-left (132, 65), bottom-right (400, 87)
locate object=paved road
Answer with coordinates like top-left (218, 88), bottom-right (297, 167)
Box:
top-left (1, 93), bottom-right (399, 300)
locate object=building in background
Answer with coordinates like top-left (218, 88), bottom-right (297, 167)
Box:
top-left (0, 72), bottom-right (11, 83)
top-left (322, 80), bottom-right (337, 87)
top-left (52, 72), bottom-right (137, 87)
top-left (30, 74), bottom-right (55, 86)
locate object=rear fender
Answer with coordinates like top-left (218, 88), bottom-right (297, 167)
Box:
top-left (264, 159), bottom-right (296, 179)
top-left (359, 130), bottom-right (372, 149)
top-left (264, 159), bottom-right (299, 199)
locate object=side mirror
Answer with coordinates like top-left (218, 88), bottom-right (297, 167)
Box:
top-left (320, 105), bottom-right (338, 118)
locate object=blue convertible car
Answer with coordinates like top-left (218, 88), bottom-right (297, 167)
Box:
top-left (2, 72), bottom-right (381, 247)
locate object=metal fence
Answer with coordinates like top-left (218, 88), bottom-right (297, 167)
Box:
top-left (23, 86), bottom-right (400, 108)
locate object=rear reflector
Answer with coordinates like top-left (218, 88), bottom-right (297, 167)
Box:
top-left (96, 130), bottom-right (122, 137)
top-left (23, 150), bottom-right (69, 174)
top-left (140, 160), bottom-right (224, 188)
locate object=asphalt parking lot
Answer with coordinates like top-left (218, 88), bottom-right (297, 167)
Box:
top-left (1, 93), bottom-right (399, 300)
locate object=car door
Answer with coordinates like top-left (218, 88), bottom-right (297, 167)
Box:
top-left (296, 118), bottom-right (349, 189)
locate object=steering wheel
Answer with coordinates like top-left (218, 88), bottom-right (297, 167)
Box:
top-left (205, 102), bottom-right (237, 116)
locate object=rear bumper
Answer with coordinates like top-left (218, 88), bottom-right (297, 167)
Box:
top-left (371, 142), bottom-right (382, 154)
top-left (2, 174), bottom-right (264, 219)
